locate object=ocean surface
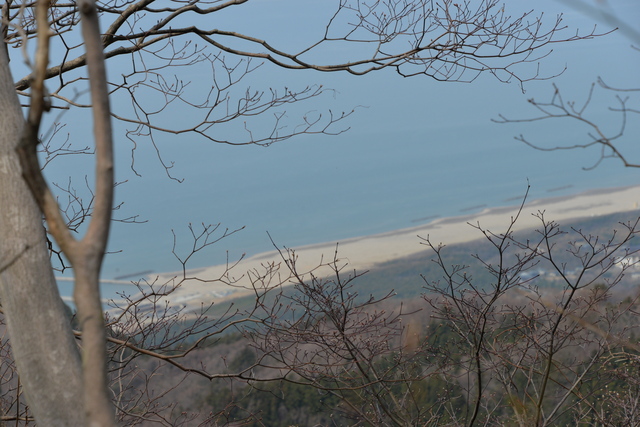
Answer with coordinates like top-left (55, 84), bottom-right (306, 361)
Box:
top-left (61, 163), bottom-right (640, 306)
top-left (56, 92), bottom-right (640, 303)
top-left (44, 0), bottom-right (639, 302)
top-left (94, 125), bottom-right (639, 284)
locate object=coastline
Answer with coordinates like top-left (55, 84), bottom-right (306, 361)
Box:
top-left (155, 185), bottom-right (640, 308)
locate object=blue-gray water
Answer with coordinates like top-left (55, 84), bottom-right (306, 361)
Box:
top-left (44, 0), bottom-right (639, 300)
top-left (97, 135), bottom-right (639, 285)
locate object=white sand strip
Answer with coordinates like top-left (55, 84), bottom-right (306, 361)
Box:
top-left (156, 185), bottom-right (640, 306)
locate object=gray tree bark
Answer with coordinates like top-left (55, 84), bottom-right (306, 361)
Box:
top-left (0, 39), bottom-right (86, 426)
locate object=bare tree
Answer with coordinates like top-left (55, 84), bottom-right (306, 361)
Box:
top-left (494, 77), bottom-right (640, 170)
top-left (0, 0), bottom-right (603, 424)
top-left (421, 202), bottom-right (640, 426)
top-left (241, 193), bottom-right (640, 426)
top-left (495, 0), bottom-right (639, 170)
top-left (244, 245), bottom-right (455, 426)
top-left (0, 30), bottom-right (87, 427)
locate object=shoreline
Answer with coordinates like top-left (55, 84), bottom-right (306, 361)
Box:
top-left (155, 184), bottom-right (640, 308)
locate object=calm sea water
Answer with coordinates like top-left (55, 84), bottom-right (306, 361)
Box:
top-left (59, 163), bottom-right (640, 305)
top-left (96, 132), bottom-right (639, 285)
top-left (56, 103), bottom-right (640, 303)
top-left (47, 0), bottom-right (639, 300)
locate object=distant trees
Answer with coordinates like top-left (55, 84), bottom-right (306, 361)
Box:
top-left (421, 208), bottom-right (640, 426)
top-left (235, 196), bottom-right (640, 426)
top-left (115, 204), bottom-right (639, 426)
top-left (0, 0), bottom-right (619, 425)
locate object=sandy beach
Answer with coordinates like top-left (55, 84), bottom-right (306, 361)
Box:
top-left (155, 185), bottom-right (640, 308)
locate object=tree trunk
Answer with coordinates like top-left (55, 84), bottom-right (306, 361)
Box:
top-left (0, 40), bottom-right (86, 426)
